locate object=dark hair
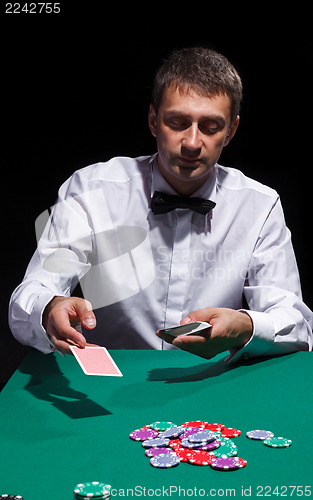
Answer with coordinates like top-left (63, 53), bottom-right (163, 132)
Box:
top-left (152, 47), bottom-right (243, 123)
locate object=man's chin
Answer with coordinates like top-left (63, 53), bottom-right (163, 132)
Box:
top-left (171, 164), bottom-right (210, 181)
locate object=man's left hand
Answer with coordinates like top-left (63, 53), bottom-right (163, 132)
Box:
top-left (156, 307), bottom-right (253, 359)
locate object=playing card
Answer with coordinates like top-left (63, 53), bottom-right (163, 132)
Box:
top-left (159, 321), bottom-right (211, 337)
top-left (69, 346), bottom-right (123, 376)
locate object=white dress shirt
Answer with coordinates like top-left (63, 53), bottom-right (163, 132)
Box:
top-left (9, 154), bottom-right (313, 362)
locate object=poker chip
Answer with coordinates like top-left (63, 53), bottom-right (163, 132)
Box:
top-left (246, 430), bottom-right (274, 440)
top-left (206, 423), bottom-right (225, 432)
top-left (159, 426), bottom-right (185, 439)
top-left (142, 437), bottom-right (170, 448)
top-left (187, 430), bottom-right (216, 444)
top-left (181, 420), bottom-right (208, 429)
top-left (211, 438), bottom-right (238, 457)
top-left (237, 457), bottom-right (248, 468)
top-left (173, 447), bottom-right (195, 462)
top-left (145, 447), bottom-right (175, 457)
top-left (75, 496), bottom-right (110, 500)
top-left (221, 427), bottom-right (241, 438)
top-left (187, 450), bottom-right (215, 466)
top-left (210, 456), bottom-right (241, 471)
top-left (180, 438), bottom-right (208, 449)
top-left (169, 439), bottom-right (182, 449)
top-left (198, 438), bottom-right (221, 451)
top-left (263, 437), bottom-right (292, 448)
top-left (150, 421), bottom-right (176, 431)
top-left (0, 496), bottom-right (24, 499)
top-left (129, 428), bottom-right (158, 441)
top-left (150, 453), bottom-right (181, 468)
top-left (74, 482), bottom-right (112, 498)
top-left (180, 427), bottom-right (201, 440)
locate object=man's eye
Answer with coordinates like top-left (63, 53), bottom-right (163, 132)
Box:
top-left (168, 120), bottom-right (189, 130)
top-left (200, 124), bottom-right (219, 135)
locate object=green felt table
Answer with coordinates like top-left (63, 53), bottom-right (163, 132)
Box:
top-left (0, 349), bottom-right (312, 499)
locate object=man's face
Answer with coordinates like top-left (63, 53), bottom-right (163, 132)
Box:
top-left (148, 85), bottom-right (239, 196)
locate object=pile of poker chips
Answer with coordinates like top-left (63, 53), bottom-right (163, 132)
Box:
top-left (73, 482), bottom-right (112, 499)
top-left (129, 420), bottom-right (246, 471)
top-left (130, 420), bottom-right (292, 471)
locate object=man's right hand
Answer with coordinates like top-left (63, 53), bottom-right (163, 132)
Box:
top-left (42, 296), bottom-right (97, 354)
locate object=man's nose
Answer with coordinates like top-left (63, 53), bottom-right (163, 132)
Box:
top-left (182, 123), bottom-right (203, 150)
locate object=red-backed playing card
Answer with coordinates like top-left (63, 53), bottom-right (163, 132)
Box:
top-left (69, 346), bottom-right (123, 376)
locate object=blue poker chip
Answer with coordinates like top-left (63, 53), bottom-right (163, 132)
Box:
top-left (159, 426), bottom-right (185, 439)
top-left (188, 430), bottom-right (216, 444)
top-left (150, 453), bottom-right (181, 468)
top-left (180, 438), bottom-right (206, 449)
top-left (142, 437), bottom-right (170, 448)
top-left (246, 430), bottom-right (274, 440)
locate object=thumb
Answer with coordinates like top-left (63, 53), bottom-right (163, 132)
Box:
top-left (75, 299), bottom-right (97, 329)
top-left (181, 307), bottom-right (216, 325)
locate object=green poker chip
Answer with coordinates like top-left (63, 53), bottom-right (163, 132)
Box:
top-left (74, 482), bottom-right (111, 498)
top-left (149, 421), bottom-right (176, 431)
top-left (263, 437), bottom-right (292, 448)
top-left (210, 437), bottom-right (238, 457)
top-left (75, 496), bottom-right (110, 500)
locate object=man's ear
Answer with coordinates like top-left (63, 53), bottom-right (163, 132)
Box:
top-left (224, 115), bottom-right (240, 146)
top-left (148, 103), bottom-right (157, 137)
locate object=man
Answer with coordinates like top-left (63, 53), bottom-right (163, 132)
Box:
top-left (9, 47), bottom-right (312, 362)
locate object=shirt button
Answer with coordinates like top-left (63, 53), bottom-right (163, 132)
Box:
top-left (242, 352), bottom-right (249, 361)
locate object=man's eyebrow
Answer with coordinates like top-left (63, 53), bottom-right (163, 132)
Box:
top-left (164, 110), bottom-right (226, 123)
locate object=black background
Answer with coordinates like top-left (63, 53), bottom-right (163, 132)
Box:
top-left (1, 3), bottom-right (311, 387)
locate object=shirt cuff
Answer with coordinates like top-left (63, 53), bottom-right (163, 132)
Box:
top-left (30, 292), bottom-right (65, 354)
top-left (225, 310), bottom-right (275, 364)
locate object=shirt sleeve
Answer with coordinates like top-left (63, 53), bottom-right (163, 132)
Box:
top-left (9, 179), bottom-right (93, 353)
top-left (226, 197), bottom-right (312, 363)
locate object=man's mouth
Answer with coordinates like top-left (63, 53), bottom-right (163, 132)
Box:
top-left (177, 156), bottom-right (201, 167)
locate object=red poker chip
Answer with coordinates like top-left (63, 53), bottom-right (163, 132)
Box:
top-left (221, 427), bottom-right (241, 438)
top-left (187, 450), bottom-right (215, 466)
top-left (181, 420), bottom-right (209, 429)
top-left (174, 448), bottom-right (195, 462)
top-left (206, 423), bottom-right (225, 432)
top-left (237, 457), bottom-right (248, 468)
top-left (169, 439), bottom-right (182, 449)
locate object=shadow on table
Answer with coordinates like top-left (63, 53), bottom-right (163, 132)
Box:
top-left (18, 351), bottom-right (112, 419)
top-left (147, 352), bottom-right (297, 383)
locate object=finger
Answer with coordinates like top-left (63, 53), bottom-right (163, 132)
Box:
top-left (49, 308), bottom-right (87, 347)
top-left (50, 334), bottom-right (78, 355)
top-left (58, 339), bottom-right (100, 356)
top-left (155, 329), bottom-right (174, 345)
top-left (72, 299), bottom-right (97, 330)
top-left (65, 340), bottom-right (100, 350)
top-left (181, 307), bottom-right (217, 325)
top-left (173, 333), bottom-right (208, 347)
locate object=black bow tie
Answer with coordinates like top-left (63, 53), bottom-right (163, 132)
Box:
top-left (151, 191), bottom-right (216, 215)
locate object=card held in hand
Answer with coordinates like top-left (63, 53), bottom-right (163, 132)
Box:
top-left (70, 346), bottom-right (123, 376)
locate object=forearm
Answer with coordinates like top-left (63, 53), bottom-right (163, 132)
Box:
top-left (9, 283), bottom-right (63, 353)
